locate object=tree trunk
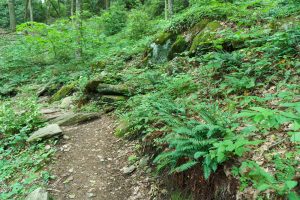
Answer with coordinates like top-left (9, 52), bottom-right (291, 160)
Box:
top-left (24, 0), bottom-right (28, 20)
top-left (168, 0), bottom-right (173, 18)
top-left (104, 0), bottom-right (110, 9)
top-left (164, 0), bottom-right (168, 20)
top-left (7, 0), bottom-right (16, 31)
top-left (70, 0), bottom-right (74, 16)
top-left (75, 0), bottom-right (82, 60)
top-left (28, 0), bottom-right (33, 21)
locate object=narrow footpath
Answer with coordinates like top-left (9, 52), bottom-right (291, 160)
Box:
top-left (47, 115), bottom-right (157, 200)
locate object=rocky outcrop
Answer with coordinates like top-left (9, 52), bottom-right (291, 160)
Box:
top-left (168, 35), bottom-right (189, 60)
top-left (27, 124), bottom-right (62, 142)
top-left (190, 21), bottom-right (222, 52)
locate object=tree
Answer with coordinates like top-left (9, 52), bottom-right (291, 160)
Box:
top-left (164, 0), bottom-right (173, 20)
top-left (168, 0), bottom-right (173, 17)
top-left (70, 0), bottom-right (74, 16)
top-left (75, 0), bottom-right (82, 59)
top-left (7, 0), bottom-right (16, 31)
top-left (28, 0), bottom-right (33, 21)
top-left (104, 0), bottom-right (110, 9)
top-left (164, 0), bottom-right (168, 20)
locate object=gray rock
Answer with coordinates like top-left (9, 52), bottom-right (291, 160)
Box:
top-left (27, 124), bottom-right (62, 142)
top-left (139, 156), bottom-right (150, 168)
top-left (40, 108), bottom-right (59, 114)
top-left (60, 96), bottom-right (73, 108)
top-left (121, 165), bottom-right (136, 175)
top-left (50, 113), bottom-right (100, 126)
top-left (25, 188), bottom-right (49, 200)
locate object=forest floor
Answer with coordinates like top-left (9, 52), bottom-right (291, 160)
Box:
top-left (45, 112), bottom-right (157, 200)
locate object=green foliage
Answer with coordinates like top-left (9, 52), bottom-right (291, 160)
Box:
top-left (100, 4), bottom-right (127, 35)
top-left (233, 156), bottom-right (298, 197)
top-left (0, 97), bottom-right (55, 199)
top-left (126, 9), bottom-right (151, 39)
top-left (154, 104), bottom-right (260, 179)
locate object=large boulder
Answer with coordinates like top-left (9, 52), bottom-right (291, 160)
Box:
top-left (155, 32), bottom-right (176, 45)
top-left (25, 188), bottom-right (49, 200)
top-left (190, 21), bottom-right (222, 52)
top-left (50, 113), bottom-right (100, 126)
top-left (167, 35), bottom-right (189, 60)
top-left (37, 81), bottom-right (61, 97)
top-left (27, 124), bottom-right (62, 142)
top-left (186, 19), bottom-right (210, 42)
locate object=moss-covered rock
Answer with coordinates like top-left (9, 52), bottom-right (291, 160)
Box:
top-left (84, 79), bottom-right (102, 94)
top-left (167, 35), bottom-right (189, 60)
top-left (50, 112), bottom-right (100, 126)
top-left (90, 60), bottom-right (106, 72)
top-left (155, 32), bottom-right (176, 45)
top-left (190, 21), bottom-right (222, 52)
top-left (188, 19), bottom-right (210, 41)
top-left (49, 82), bottom-right (76, 103)
top-left (114, 120), bottom-right (131, 138)
top-left (101, 95), bottom-right (126, 103)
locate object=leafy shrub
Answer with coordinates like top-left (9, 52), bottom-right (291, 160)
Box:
top-left (126, 9), bottom-right (151, 39)
top-left (0, 97), bottom-right (54, 199)
top-left (0, 97), bottom-right (42, 138)
top-left (100, 4), bottom-right (127, 35)
top-left (154, 103), bottom-right (260, 179)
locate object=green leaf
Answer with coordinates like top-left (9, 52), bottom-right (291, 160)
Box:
top-left (288, 192), bottom-right (300, 200)
top-left (257, 183), bottom-right (270, 191)
top-left (285, 181), bottom-right (298, 190)
top-left (288, 132), bottom-right (300, 142)
top-left (203, 164), bottom-right (211, 180)
top-left (194, 151), bottom-right (206, 159)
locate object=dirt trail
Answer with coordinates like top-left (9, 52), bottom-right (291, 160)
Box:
top-left (47, 115), bottom-right (154, 200)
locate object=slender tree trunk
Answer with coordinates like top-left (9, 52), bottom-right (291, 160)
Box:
top-left (28, 0), bottom-right (33, 21)
top-left (165, 0), bottom-right (168, 20)
top-left (70, 0), bottom-right (74, 16)
top-left (104, 0), bottom-right (110, 9)
top-left (45, 0), bottom-right (50, 23)
top-left (7, 0), bottom-right (16, 31)
top-left (168, 0), bottom-right (173, 18)
top-left (24, 0), bottom-right (28, 20)
top-left (57, 0), bottom-right (60, 14)
top-left (75, 0), bottom-right (82, 60)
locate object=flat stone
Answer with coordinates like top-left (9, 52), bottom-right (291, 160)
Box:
top-left (50, 113), bottom-right (100, 126)
top-left (40, 108), bottom-right (59, 114)
top-left (25, 187), bottom-right (49, 200)
top-left (27, 124), bottom-right (62, 142)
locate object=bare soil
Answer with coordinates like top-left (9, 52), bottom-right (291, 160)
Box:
top-left (47, 115), bottom-right (155, 200)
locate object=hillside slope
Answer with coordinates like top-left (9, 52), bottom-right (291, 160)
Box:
top-left (0, 0), bottom-right (299, 199)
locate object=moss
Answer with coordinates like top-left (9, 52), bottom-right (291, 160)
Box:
top-left (114, 120), bottom-right (131, 137)
top-left (190, 21), bottom-right (222, 52)
top-left (155, 32), bottom-right (176, 45)
top-left (49, 82), bottom-right (76, 103)
top-left (168, 35), bottom-right (189, 60)
top-left (101, 95), bottom-right (126, 103)
top-left (189, 19), bottom-right (210, 38)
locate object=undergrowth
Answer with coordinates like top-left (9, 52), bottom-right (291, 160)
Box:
top-left (1, 0), bottom-right (300, 199)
